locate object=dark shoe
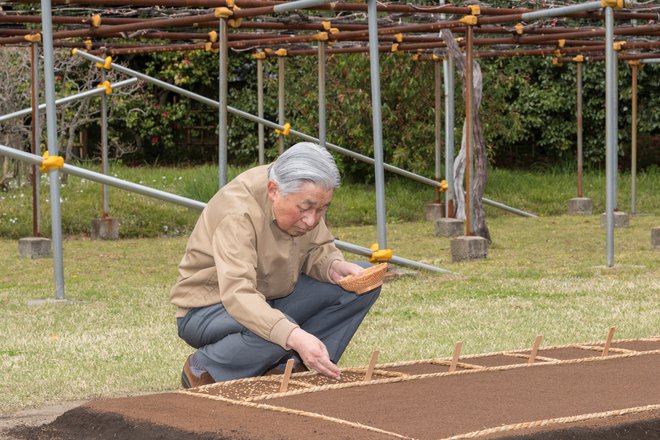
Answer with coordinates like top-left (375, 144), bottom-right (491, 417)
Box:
top-left (263, 361), bottom-right (309, 376)
top-left (181, 354), bottom-right (214, 389)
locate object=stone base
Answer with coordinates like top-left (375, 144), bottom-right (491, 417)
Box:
top-left (451, 235), bottom-right (489, 262)
top-left (434, 218), bottom-right (465, 238)
top-left (91, 217), bottom-right (120, 240)
top-left (600, 211), bottom-right (630, 228)
top-left (567, 197), bottom-right (593, 215)
top-left (652, 227), bottom-right (660, 250)
top-left (18, 237), bottom-right (52, 259)
top-left (425, 202), bottom-right (445, 222)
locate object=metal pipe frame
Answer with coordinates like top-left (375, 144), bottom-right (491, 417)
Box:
top-left (72, 50), bottom-right (538, 219)
top-left (218, 17), bottom-right (229, 188)
top-left (8, 0), bottom-right (649, 20)
top-left (318, 41), bottom-right (327, 148)
top-left (257, 56), bottom-right (265, 165)
top-left (30, 42), bottom-right (42, 237)
top-left (0, 144), bottom-right (454, 274)
top-left (367, 0), bottom-right (388, 250)
top-left (576, 61), bottom-right (583, 198)
top-left (0, 78), bottom-right (138, 123)
top-left (520, 1), bottom-right (606, 20)
top-left (605, 6), bottom-right (617, 267)
top-left (630, 61), bottom-right (637, 215)
top-left (444, 57), bottom-right (455, 218)
top-left (277, 56), bottom-right (285, 155)
top-left (434, 58), bottom-right (442, 203)
top-left (40, 0), bottom-right (65, 299)
top-left (464, 24), bottom-right (474, 235)
top-left (101, 67), bottom-right (109, 215)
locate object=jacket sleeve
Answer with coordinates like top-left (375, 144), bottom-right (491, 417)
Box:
top-left (212, 214), bottom-right (298, 349)
top-left (301, 218), bottom-right (344, 282)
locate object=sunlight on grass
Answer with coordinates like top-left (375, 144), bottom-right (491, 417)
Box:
top-left (1, 212), bottom-right (658, 412)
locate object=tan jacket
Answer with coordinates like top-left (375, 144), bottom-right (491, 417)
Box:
top-left (170, 165), bottom-right (343, 348)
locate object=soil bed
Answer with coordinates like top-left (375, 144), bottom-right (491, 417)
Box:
top-left (5, 340), bottom-right (659, 440)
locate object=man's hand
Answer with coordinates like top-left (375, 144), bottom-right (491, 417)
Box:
top-left (286, 328), bottom-right (341, 380)
top-left (329, 260), bottom-right (363, 284)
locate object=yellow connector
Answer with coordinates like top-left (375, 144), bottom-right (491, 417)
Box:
top-left (95, 56), bottom-right (112, 70)
top-left (40, 151), bottom-right (64, 173)
top-left (24, 33), bottom-right (42, 43)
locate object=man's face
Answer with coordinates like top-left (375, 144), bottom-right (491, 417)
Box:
top-left (267, 181), bottom-right (333, 237)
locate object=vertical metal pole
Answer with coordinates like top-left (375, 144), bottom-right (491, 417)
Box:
top-left (100, 67), bottom-right (109, 215)
top-left (318, 41), bottom-right (327, 148)
top-left (40, 0), bottom-right (65, 299)
top-left (277, 56), bottom-right (285, 155)
top-left (434, 59), bottom-right (442, 203)
top-left (218, 18), bottom-right (228, 188)
top-left (630, 62), bottom-right (637, 216)
top-left (444, 57), bottom-right (455, 218)
top-left (257, 57), bottom-right (265, 165)
top-left (367, 0), bottom-right (388, 250)
top-left (605, 7), bottom-right (616, 267)
top-left (30, 43), bottom-right (41, 237)
top-left (576, 62), bottom-right (583, 198)
top-left (464, 25), bottom-right (474, 236)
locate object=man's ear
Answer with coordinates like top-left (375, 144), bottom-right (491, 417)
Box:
top-left (267, 180), bottom-right (278, 202)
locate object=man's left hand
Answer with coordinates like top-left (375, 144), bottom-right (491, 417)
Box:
top-left (329, 260), bottom-right (363, 284)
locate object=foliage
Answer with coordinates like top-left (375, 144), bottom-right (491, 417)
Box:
top-left (0, 164), bottom-right (657, 239)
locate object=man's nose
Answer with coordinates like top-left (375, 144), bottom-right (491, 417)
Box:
top-left (301, 211), bottom-right (316, 227)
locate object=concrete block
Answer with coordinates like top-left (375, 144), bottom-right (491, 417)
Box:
top-left (451, 235), bottom-right (489, 262)
top-left (91, 217), bottom-right (120, 240)
top-left (600, 211), bottom-right (629, 228)
top-left (18, 237), bottom-right (52, 259)
top-left (652, 227), bottom-right (660, 250)
top-left (425, 202), bottom-right (445, 222)
top-left (567, 197), bottom-right (593, 215)
top-left (434, 218), bottom-right (465, 238)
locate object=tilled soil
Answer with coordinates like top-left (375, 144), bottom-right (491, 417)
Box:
top-left (5, 340), bottom-right (659, 440)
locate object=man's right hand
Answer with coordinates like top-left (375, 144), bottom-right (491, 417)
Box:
top-left (286, 327), bottom-right (341, 380)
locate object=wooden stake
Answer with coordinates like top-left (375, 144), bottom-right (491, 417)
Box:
top-left (449, 341), bottom-right (463, 373)
top-left (528, 335), bottom-right (543, 365)
top-left (364, 350), bottom-right (380, 381)
top-left (279, 358), bottom-right (295, 393)
top-left (602, 326), bottom-right (616, 357)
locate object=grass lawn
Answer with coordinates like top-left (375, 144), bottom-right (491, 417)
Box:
top-left (1, 212), bottom-right (658, 413)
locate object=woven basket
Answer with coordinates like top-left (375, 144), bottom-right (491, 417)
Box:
top-left (338, 263), bottom-right (388, 295)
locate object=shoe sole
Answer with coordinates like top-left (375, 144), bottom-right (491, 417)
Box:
top-left (181, 371), bottom-right (192, 389)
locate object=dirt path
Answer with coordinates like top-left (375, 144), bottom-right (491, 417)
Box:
top-left (0, 401), bottom-right (85, 440)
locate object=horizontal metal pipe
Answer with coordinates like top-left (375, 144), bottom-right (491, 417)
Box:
top-left (0, 78), bottom-right (138, 123)
top-left (272, 0), bottom-right (335, 13)
top-left (482, 198), bottom-right (537, 218)
top-left (521, 1), bottom-right (603, 20)
top-left (0, 144), bottom-right (207, 210)
top-left (72, 50), bottom-right (537, 218)
top-left (0, 143), bottom-right (453, 274)
top-left (334, 240), bottom-right (454, 274)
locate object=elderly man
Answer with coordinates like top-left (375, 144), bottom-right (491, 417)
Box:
top-left (171, 142), bottom-right (381, 388)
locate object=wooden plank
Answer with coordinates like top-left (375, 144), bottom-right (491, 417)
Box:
top-left (449, 341), bottom-right (463, 372)
top-left (279, 358), bottom-right (295, 393)
top-left (528, 335), bottom-right (543, 365)
top-left (364, 350), bottom-right (380, 381)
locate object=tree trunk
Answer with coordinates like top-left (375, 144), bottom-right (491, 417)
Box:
top-left (442, 30), bottom-right (490, 242)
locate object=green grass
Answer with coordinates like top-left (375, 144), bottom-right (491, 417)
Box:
top-left (0, 165), bottom-right (658, 413)
top-left (1, 163), bottom-right (657, 238)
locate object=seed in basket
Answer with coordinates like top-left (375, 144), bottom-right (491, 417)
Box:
top-left (337, 263), bottom-right (388, 295)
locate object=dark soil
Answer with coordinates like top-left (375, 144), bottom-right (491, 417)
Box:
top-left (5, 341), bottom-right (659, 440)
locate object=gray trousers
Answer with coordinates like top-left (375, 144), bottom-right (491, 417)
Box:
top-left (177, 265), bottom-right (381, 382)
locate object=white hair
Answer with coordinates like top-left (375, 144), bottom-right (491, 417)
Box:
top-left (268, 142), bottom-right (340, 196)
